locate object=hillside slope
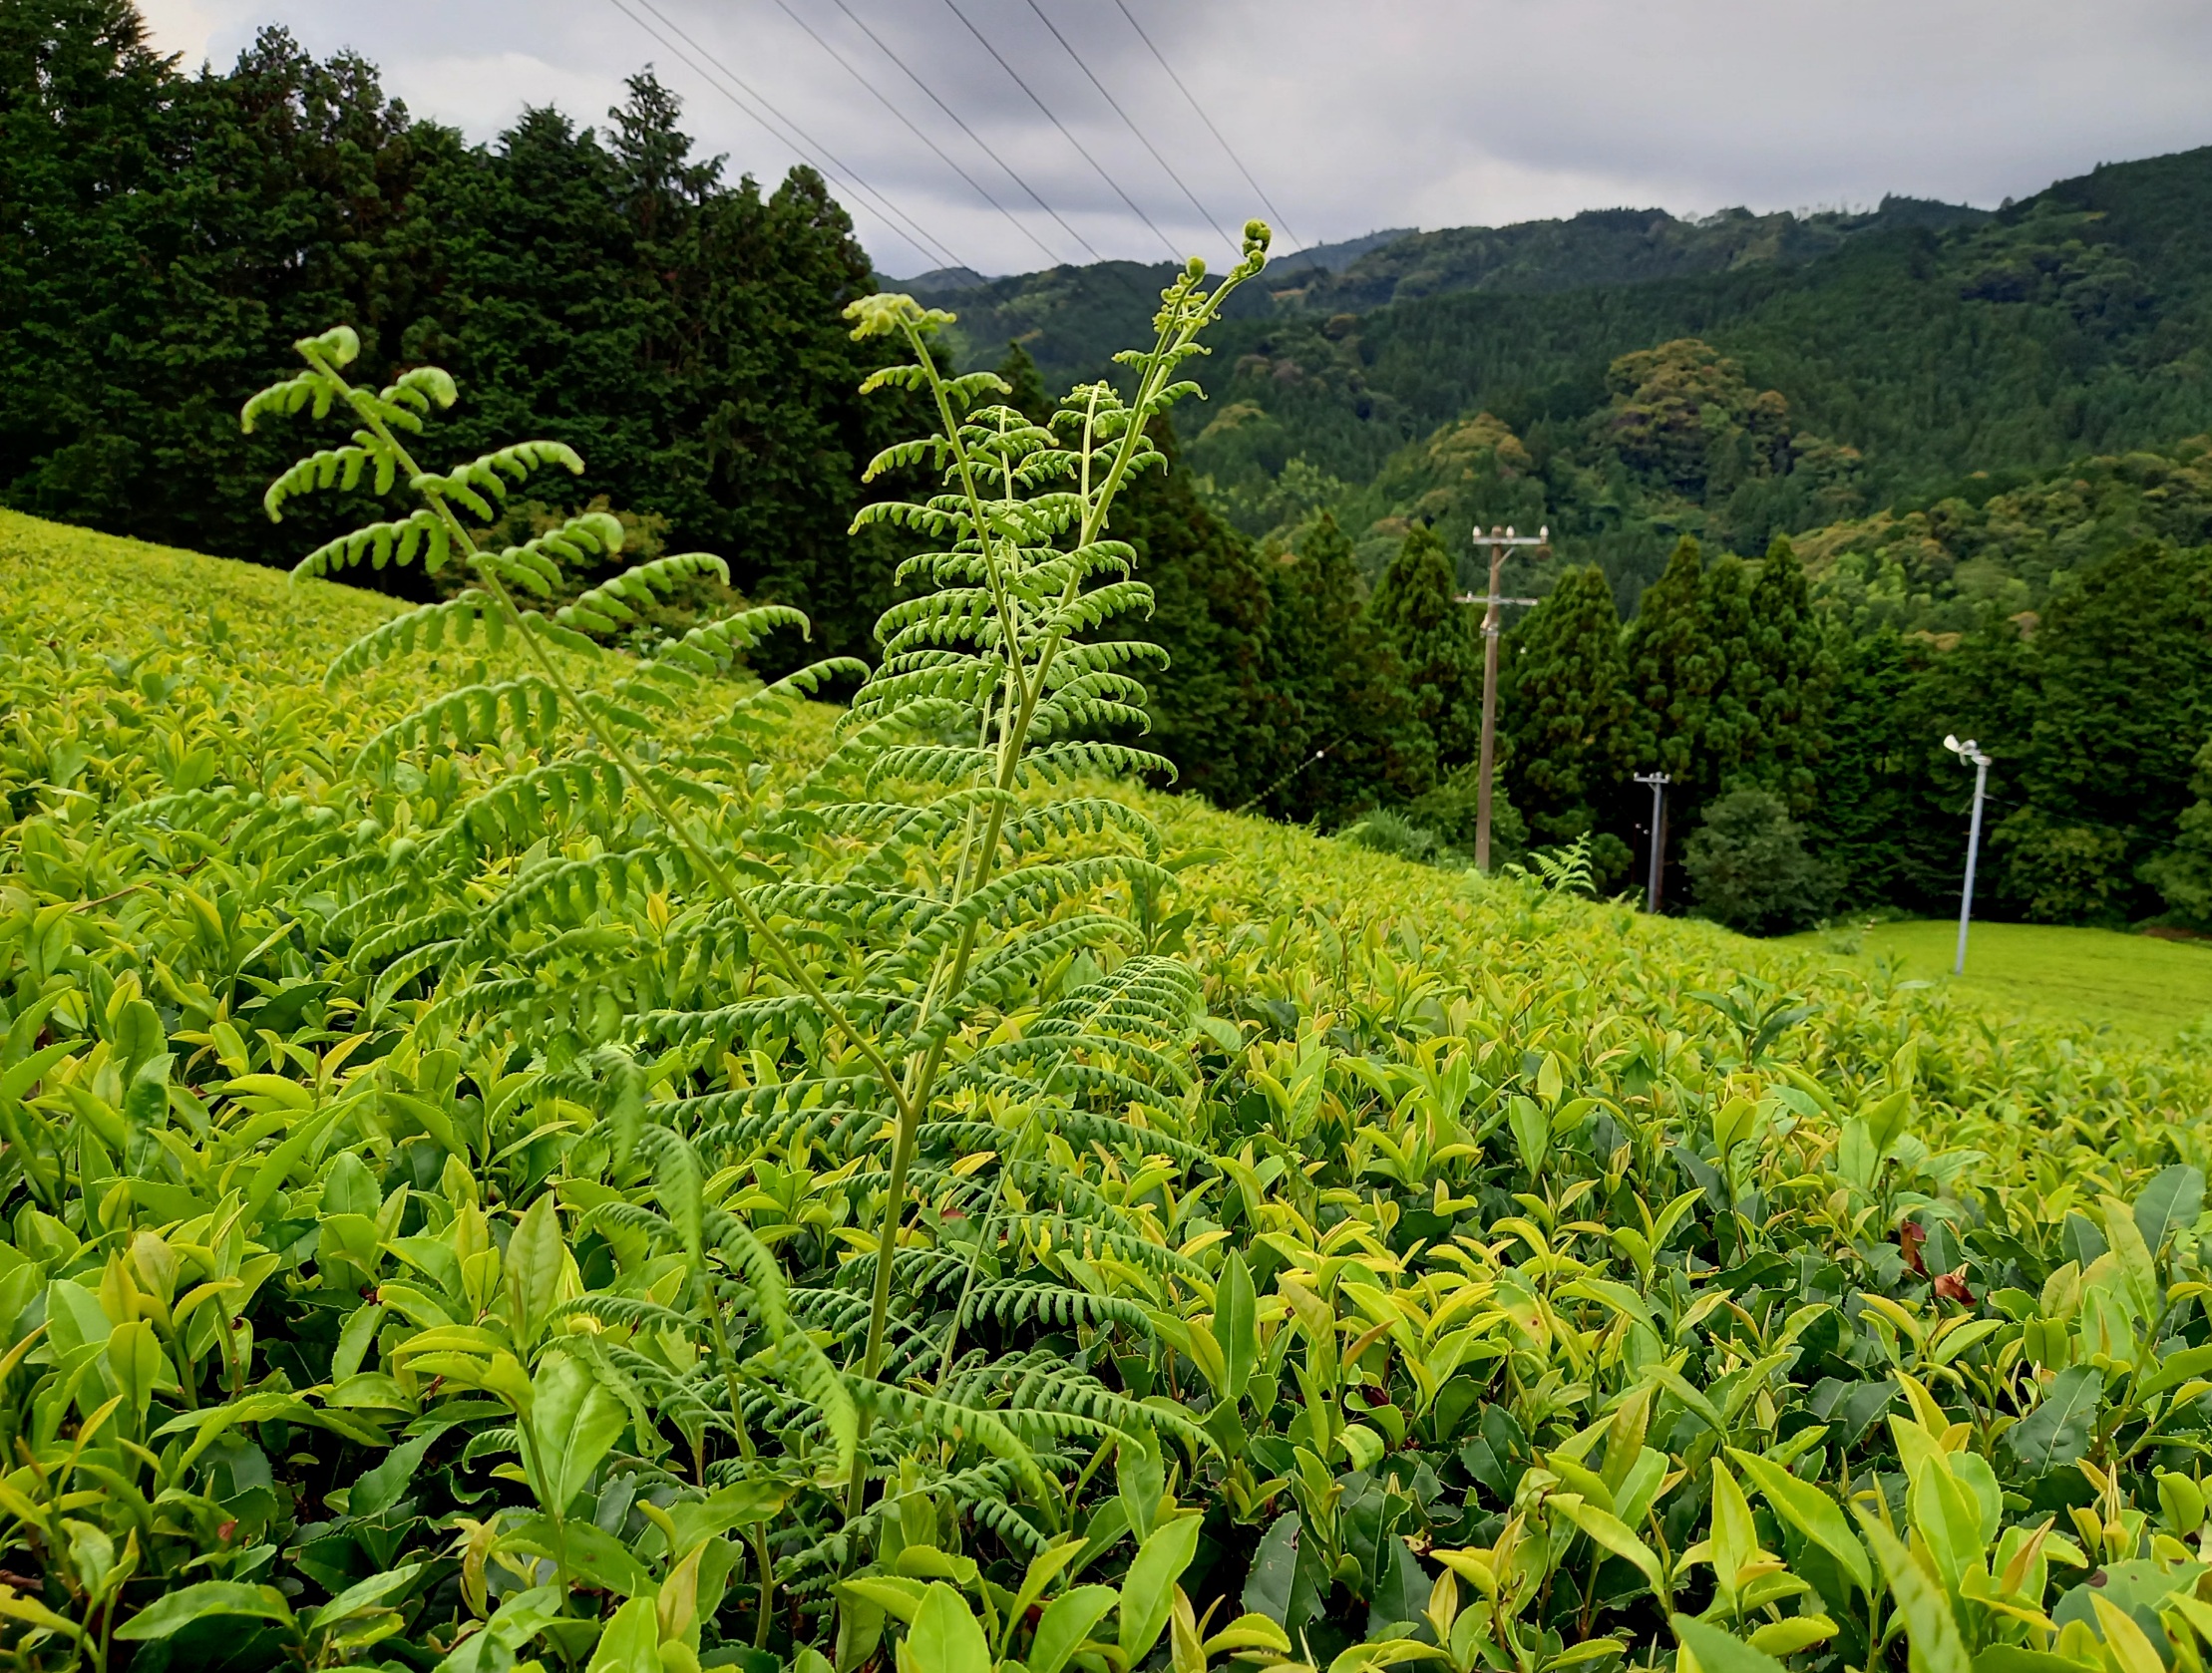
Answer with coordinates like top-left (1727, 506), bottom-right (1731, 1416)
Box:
top-left (12, 508), bottom-right (2212, 1669)
top-left (915, 147), bottom-right (2212, 601)
top-left (0, 504), bottom-right (2190, 1061)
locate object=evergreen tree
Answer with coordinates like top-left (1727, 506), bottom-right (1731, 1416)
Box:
top-left (2144, 738), bottom-right (2212, 927)
top-left (1743, 533), bottom-right (1833, 816)
top-left (1260, 511), bottom-right (1427, 823)
top-left (992, 341), bottom-right (1050, 422)
top-left (2, 26), bottom-right (906, 658)
top-left (1622, 534), bottom-right (1708, 788)
top-left (1500, 563), bottom-right (1633, 844)
top-left (411, 85), bottom-right (918, 662)
top-left (1808, 618), bottom-right (2036, 915)
top-left (1117, 421), bottom-right (1278, 808)
top-left (1, 13), bottom-right (444, 561)
top-left (1693, 551), bottom-right (1763, 798)
top-left (1994, 540), bottom-right (2212, 920)
top-left (1368, 522), bottom-right (1484, 785)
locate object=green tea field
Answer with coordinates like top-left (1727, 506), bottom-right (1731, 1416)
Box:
top-left (1794, 918), bottom-right (2212, 1040)
top-left (5, 302), bottom-right (2212, 1673)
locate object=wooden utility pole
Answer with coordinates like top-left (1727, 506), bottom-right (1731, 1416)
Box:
top-left (1463, 523), bottom-right (1548, 871)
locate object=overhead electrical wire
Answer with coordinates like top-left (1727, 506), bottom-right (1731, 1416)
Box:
top-left (1018, 0), bottom-right (1235, 252)
top-left (827, 0), bottom-right (1105, 266)
top-left (937, 0), bottom-right (1184, 261)
top-left (599, 0), bottom-right (968, 272)
top-left (763, 0), bottom-right (1063, 269)
top-left (1108, 0), bottom-right (1303, 252)
top-left (612, 0), bottom-right (962, 269)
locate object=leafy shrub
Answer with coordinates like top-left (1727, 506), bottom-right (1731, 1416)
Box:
top-left (1407, 760), bottom-right (1527, 866)
top-left (1341, 808), bottom-right (1446, 864)
top-left (1685, 787), bottom-right (1835, 933)
top-left (1993, 805), bottom-right (2133, 923)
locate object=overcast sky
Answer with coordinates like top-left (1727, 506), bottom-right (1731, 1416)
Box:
top-left (135, 0), bottom-right (2212, 279)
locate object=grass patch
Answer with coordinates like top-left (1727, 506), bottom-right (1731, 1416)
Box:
top-left (1790, 914), bottom-right (2212, 1037)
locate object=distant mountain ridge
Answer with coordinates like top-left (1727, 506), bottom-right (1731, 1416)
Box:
top-left (1182, 143), bottom-right (2212, 606)
top-left (908, 192), bottom-right (1991, 386)
top-left (1283, 194), bottom-right (1991, 313)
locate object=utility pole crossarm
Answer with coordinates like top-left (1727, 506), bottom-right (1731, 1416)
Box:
top-left (1469, 524), bottom-right (1550, 873)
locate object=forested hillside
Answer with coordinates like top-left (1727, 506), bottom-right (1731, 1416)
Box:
top-left (0, 0), bottom-right (916, 663)
top-left (1188, 156), bottom-right (2212, 587)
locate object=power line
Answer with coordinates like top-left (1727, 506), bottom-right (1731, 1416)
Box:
top-left (828, 0), bottom-right (1103, 266)
top-left (763, 0), bottom-right (1062, 270)
top-left (938, 0), bottom-right (1183, 261)
top-left (1018, 0), bottom-right (1235, 252)
top-left (599, 0), bottom-right (967, 273)
top-left (1108, 0), bottom-right (1303, 253)
top-left (615, 0), bottom-right (961, 269)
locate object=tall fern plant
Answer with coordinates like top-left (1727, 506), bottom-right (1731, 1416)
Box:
top-left (239, 220), bottom-right (1273, 1534)
top-left (831, 232), bottom-right (1268, 1414)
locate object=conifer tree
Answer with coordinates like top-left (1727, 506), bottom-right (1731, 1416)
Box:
top-left (1501, 563), bottom-right (1633, 844)
top-left (2002, 539), bottom-right (2212, 919)
top-left (1622, 534), bottom-right (1708, 787)
top-left (1368, 522), bottom-right (1484, 782)
top-left (1744, 533), bottom-right (1834, 815)
top-left (1693, 549), bottom-right (1763, 798)
top-left (1117, 421), bottom-right (1279, 807)
top-left (992, 341), bottom-right (1051, 421)
top-left (1261, 511), bottom-right (1427, 822)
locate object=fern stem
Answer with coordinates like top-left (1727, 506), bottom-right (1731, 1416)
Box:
top-left (846, 268), bottom-right (1263, 1509)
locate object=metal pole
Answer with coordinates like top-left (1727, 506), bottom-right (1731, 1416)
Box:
top-left (1475, 530), bottom-right (1506, 872)
top-left (1955, 755), bottom-right (1989, 976)
top-left (1634, 772), bottom-right (1669, 912)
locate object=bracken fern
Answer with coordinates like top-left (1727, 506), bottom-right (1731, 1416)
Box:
top-left (204, 222), bottom-right (1272, 1635)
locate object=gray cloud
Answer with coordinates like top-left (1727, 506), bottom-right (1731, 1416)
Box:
top-left (141, 0), bottom-right (2212, 277)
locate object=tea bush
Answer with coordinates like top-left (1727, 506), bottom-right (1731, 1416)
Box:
top-left (7, 261), bottom-right (2212, 1673)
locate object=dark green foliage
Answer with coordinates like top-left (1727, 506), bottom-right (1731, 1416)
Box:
top-left (1256, 513), bottom-right (1428, 823)
top-left (1174, 146), bottom-right (2212, 606)
top-left (1, 8), bottom-right (903, 660)
top-left (991, 340), bottom-right (1052, 423)
top-left (1621, 536), bottom-right (1708, 789)
top-left (1, 10), bottom-right (445, 562)
top-left (922, 195), bottom-right (1989, 396)
top-left (1367, 524), bottom-right (1482, 782)
top-left (1744, 536), bottom-right (1834, 817)
top-left (1500, 563), bottom-right (1632, 844)
top-left (1989, 541), bottom-right (2212, 922)
top-left (1116, 424), bottom-right (1279, 808)
top-left (1684, 788), bottom-right (1834, 934)
top-left (1407, 763), bottom-right (1525, 866)
top-left (1799, 437), bottom-right (2212, 637)
top-left (2144, 740), bottom-right (2212, 926)
top-left (420, 82), bottom-right (906, 664)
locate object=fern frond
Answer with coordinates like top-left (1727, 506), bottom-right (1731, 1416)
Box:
top-left (957, 1278), bottom-right (1152, 1336)
top-left (1016, 742), bottom-right (1176, 786)
top-left (412, 441), bottom-right (584, 519)
top-left (707, 1208), bottom-right (859, 1480)
top-left (292, 507), bottom-right (450, 579)
top-left (553, 548), bottom-right (727, 634)
top-left (352, 677), bottom-right (562, 770)
top-left (324, 593), bottom-right (507, 686)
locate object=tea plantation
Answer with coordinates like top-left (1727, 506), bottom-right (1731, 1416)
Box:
top-left (7, 393), bottom-right (2212, 1673)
